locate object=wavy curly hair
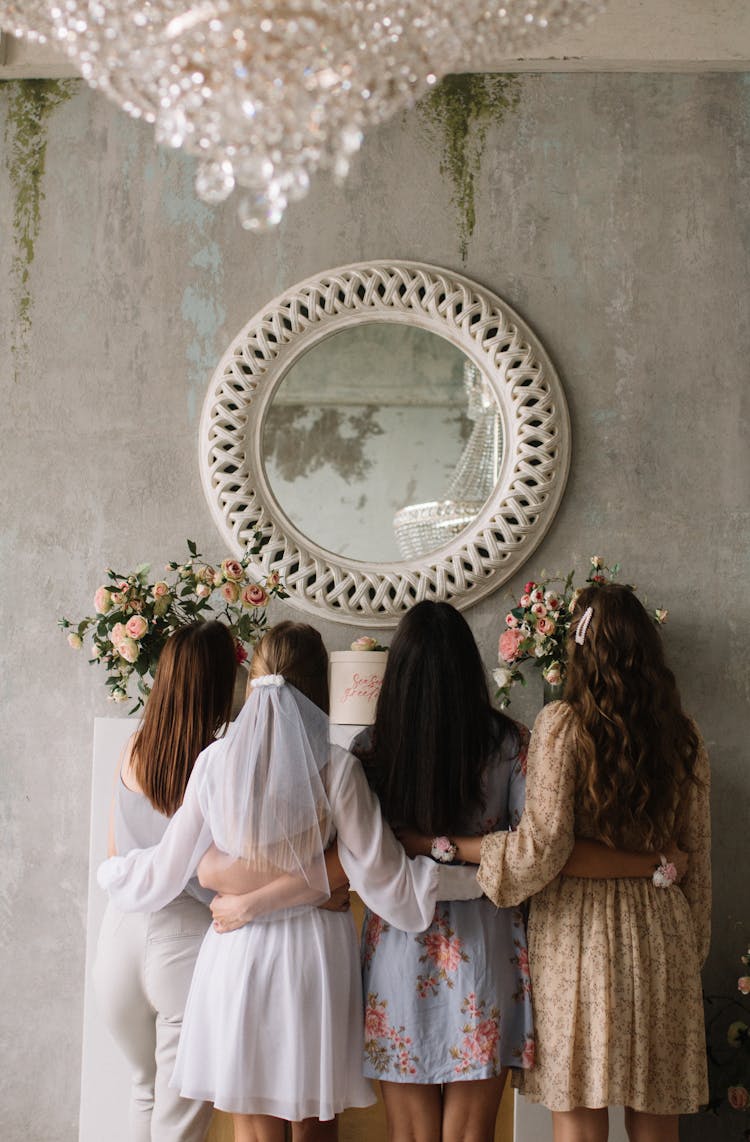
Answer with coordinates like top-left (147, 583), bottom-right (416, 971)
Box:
top-left (564, 583), bottom-right (701, 849)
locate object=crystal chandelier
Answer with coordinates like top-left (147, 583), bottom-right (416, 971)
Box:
top-left (1, 2), bottom-right (604, 230)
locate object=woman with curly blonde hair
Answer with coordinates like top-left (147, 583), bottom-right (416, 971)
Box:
top-left (403, 584), bottom-right (710, 1142)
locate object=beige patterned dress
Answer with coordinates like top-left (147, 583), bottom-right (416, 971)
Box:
top-left (477, 701), bottom-right (711, 1114)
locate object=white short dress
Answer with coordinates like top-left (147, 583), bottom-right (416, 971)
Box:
top-left (99, 738), bottom-right (479, 1120)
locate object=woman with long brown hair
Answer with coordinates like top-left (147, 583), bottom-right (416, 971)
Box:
top-left (405, 584), bottom-right (710, 1142)
top-left (98, 621), bottom-right (480, 1142)
top-left (93, 620), bottom-right (237, 1142)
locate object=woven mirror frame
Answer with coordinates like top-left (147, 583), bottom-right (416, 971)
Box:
top-left (199, 261), bottom-right (571, 626)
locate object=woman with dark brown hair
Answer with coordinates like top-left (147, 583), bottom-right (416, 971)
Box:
top-left (98, 621), bottom-right (480, 1142)
top-left (93, 619), bottom-right (237, 1142)
top-left (404, 584), bottom-right (711, 1142)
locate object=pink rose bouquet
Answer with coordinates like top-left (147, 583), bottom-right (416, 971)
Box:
top-left (59, 538), bottom-right (287, 712)
top-left (494, 557), bottom-right (667, 708)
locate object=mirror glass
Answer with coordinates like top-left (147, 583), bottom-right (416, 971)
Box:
top-left (262, 324), bottom-right (504, 563)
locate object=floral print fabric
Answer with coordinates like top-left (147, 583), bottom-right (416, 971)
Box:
top-left (477, 701), bottom-right (711, 1114)
top-left (361, 724), bottom-right (534, 1084)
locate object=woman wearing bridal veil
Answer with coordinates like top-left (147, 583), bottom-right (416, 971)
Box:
top-left (99, 622), bottom-right (480, 1142)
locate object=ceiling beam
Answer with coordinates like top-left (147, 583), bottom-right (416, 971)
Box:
top-left (1, 1), bottom-right (749, 80)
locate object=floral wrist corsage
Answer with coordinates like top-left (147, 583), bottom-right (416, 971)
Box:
top-left (653, 854), bottom-right (678, 888)
top-left (431, 836), bottom-right (458, 863)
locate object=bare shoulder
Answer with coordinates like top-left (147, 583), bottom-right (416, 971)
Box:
top-left (119, 733), bottom-right (141, 793)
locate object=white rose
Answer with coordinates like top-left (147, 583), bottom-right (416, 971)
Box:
top-left (493, 667), bottom-right (513, 689)
top-left (590, 555), bottom-right (603, 568)
top-left (118, 638), bottom-right (140, 664)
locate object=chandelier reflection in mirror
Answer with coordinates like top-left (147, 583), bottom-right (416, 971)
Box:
top-left (1, 1), bottom-right (604, 231)
top-left (393, 360), bottom-right (503, 559)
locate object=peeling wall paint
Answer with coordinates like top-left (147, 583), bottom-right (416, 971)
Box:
top-left (4, 79), bottom-right (75, 375)
top-left (264, 406), bottom-right (384, 481)
top-left (417, 73), bottom-right (521, 260)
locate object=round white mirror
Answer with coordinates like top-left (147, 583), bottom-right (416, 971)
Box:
top-left (262, 323), bottom-right (503, 563)
top-left (200, 261), bottom-right (571, 626)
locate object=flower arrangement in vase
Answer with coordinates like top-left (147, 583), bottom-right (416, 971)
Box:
top-left (493, 556), bottom-right (668, 708)
top-left (59, 538), bottom-right (286, 711)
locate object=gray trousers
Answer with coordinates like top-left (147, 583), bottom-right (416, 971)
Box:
top-left (93, 893), bottom-right (213, 1142)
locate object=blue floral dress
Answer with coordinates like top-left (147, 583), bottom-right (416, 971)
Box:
top-left (359, 723), bottom-right (535, 1084)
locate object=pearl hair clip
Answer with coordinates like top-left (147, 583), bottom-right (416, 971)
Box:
top-left (574, 606), bottom-right (594, 645)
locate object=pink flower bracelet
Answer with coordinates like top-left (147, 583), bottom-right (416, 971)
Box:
top-left (653, 854), bottom-right (678, 888)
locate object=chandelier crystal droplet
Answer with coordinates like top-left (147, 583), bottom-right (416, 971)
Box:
top-left (1, 1), bottom-right (605, 231)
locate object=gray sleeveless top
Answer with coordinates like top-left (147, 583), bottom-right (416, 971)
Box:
top-left (114, 777), bottom-right (212, 906)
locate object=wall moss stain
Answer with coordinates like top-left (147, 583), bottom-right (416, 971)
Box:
top-left (264, 405), bottom-right (384, 482)
top-left (4, 79), bottom-right (76, 370)
top-left (417, 74), bottom-right (521, 260)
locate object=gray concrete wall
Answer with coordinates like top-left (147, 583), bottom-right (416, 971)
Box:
top-left (0, 73), bottom-right (747, 1140)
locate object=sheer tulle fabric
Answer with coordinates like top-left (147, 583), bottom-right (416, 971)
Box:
top-left (215, 676), bottom-right (331, 901)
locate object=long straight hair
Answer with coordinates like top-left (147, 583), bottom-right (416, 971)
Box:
top-left (565, 583), bottom-right (701, 848)
top-left (250, 621), bottom-right (330, 713)
top-left (131, 621), bottom-right (237, 815)
top-left (363, 600), bottom-right (517, 834)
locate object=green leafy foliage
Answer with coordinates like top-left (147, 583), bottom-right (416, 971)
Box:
top-left (493, 557), bottom-right (667, 709)
top-left (417, 73), bottom-right (521, 260)
top-left (59, 540), bottom-right (287, 710)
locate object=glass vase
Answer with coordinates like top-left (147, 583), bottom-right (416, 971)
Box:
top-left (542, 679), bottom-right (564, 706)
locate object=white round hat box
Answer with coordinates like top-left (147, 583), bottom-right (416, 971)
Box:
top-left (329, 650), bottom-right (388, 725)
